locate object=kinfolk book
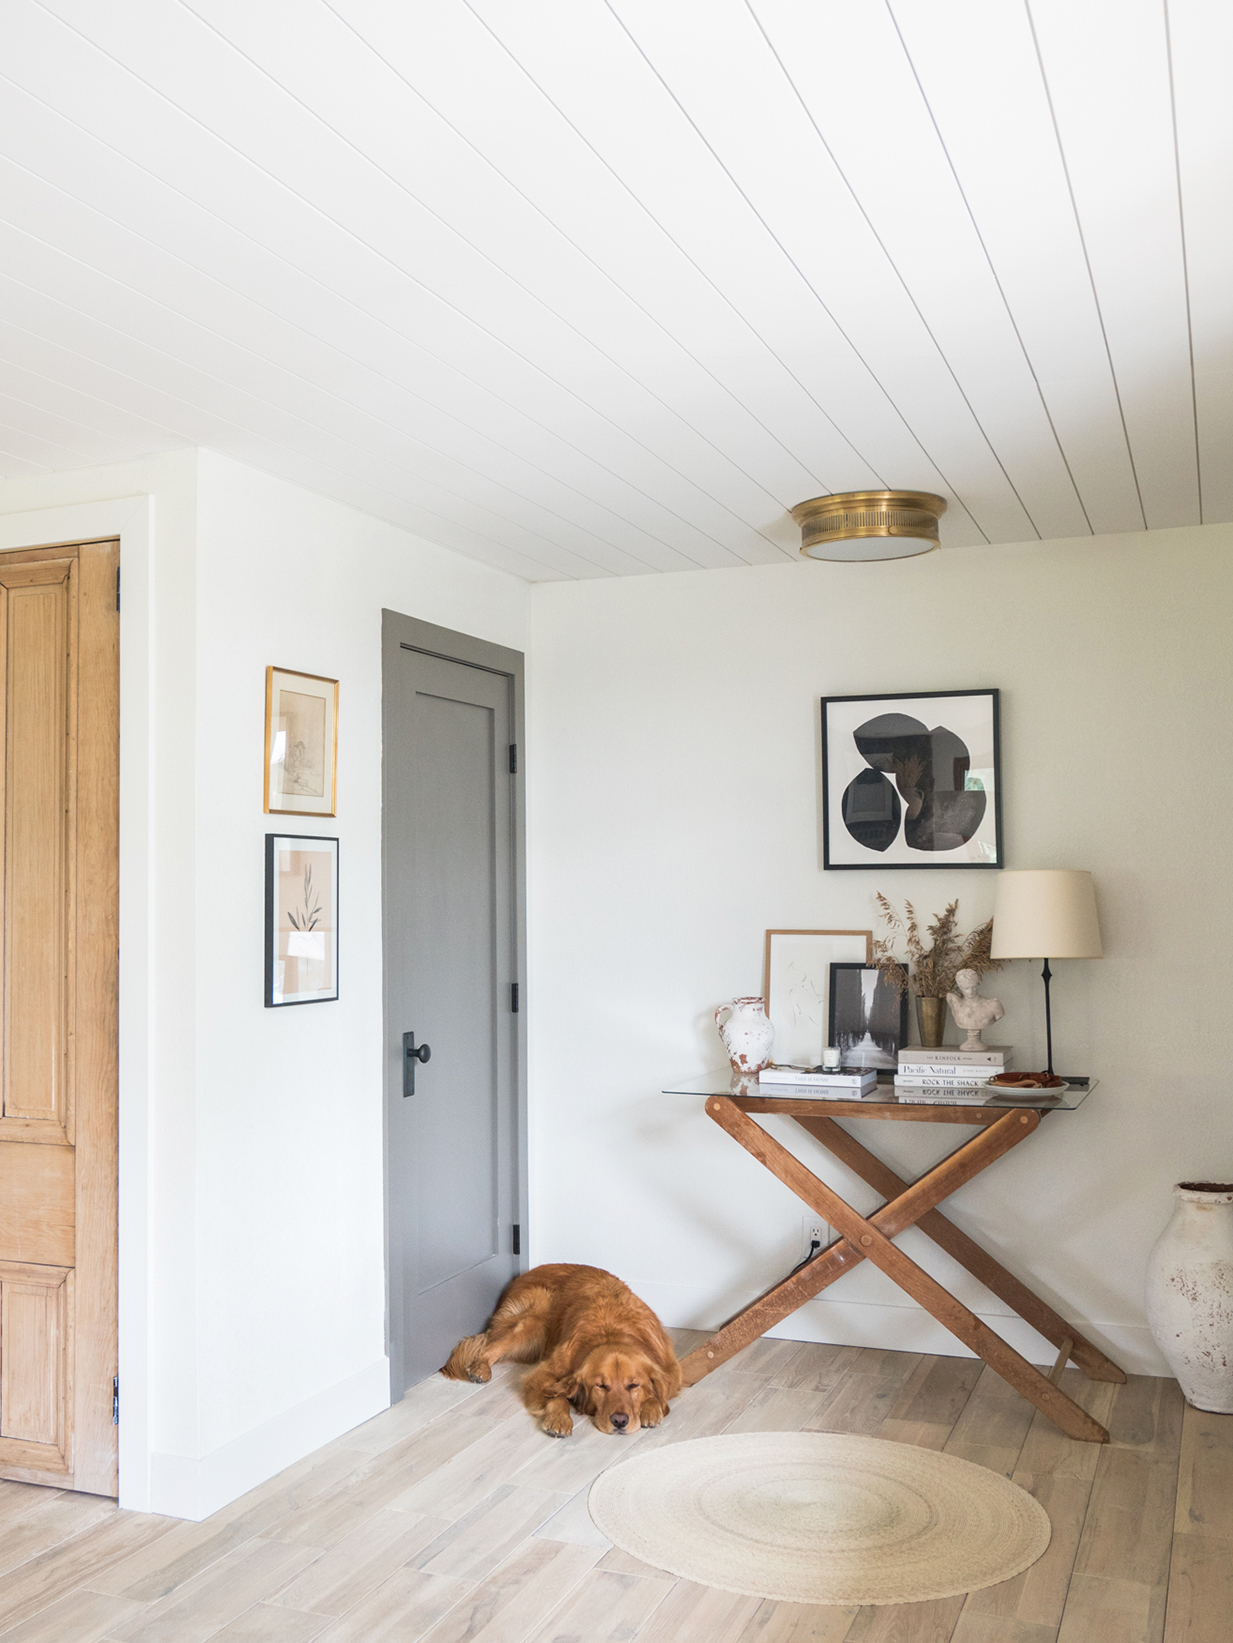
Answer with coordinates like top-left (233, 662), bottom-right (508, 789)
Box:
top-left (898, 1045), bottom-right (1012, 1066)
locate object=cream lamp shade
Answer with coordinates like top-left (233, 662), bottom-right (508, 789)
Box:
top-left (990, 870), bottom-right (1103, 960)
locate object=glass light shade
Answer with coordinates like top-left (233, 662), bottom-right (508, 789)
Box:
top-left (801, 534), bottom-right (935, 562)
top-left (990, 870), bottom-right (1103, 960)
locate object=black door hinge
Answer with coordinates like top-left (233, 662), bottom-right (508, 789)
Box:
top-left (512, 1224), bottom-right (521, 1256)
top-left (508, 743), bottom-right (518, 774)
top-left (115, 567), bottom-right (121, 612)
top-left (511, 982), bottom-right (520, 1013)
top-left (112, 1375), bottom-right (119, 1425)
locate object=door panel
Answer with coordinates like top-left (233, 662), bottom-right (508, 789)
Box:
top-left (0, 1265), bottom-right (70, 1450)
top-left (385, 633), bottom-right (521, 1392)
top-left (0, 540), bottom-right (118, 1495)
top-left (0, 1145), bottom-right (74, 1265)
top-left (3, 563), bottom-right (72, 1127)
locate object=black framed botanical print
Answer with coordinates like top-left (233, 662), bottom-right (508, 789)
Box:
top-left (821, 690), bottom-right (1002, 869)
top-left (265, 834), bottom-right (339, 1006)
top-left (828, 963), bottom-right (909, 1069)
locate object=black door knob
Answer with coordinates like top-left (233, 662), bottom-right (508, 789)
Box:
top-left (403, 1032), bottom-right (432, 1097)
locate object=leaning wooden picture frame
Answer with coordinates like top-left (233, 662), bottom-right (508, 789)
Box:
top-left (763, 928), bottom-right (873, 1069)
top-left (265, 666), bottom-right (339, 817)
top-left (265, 834), bottom-right (339, 1007)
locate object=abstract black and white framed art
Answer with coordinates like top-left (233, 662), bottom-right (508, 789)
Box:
top-left (821, 689), bottom-right (1002, 869)
top-left (264, 834), bottom-right (339, 1006)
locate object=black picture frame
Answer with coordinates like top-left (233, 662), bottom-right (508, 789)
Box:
top-left (264, 833), bottom-right (339, 1006)
top-left (820, 688), bottom-right (1002, 869)
top-left (828, 963), bottom-right (909, 1069)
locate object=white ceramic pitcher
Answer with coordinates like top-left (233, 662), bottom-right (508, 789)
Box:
top-left (714, 997), bottom-right (775, 1084)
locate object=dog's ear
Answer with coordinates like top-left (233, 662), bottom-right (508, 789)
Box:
top-left (545, 1339), bottom-right (587, 1409)
top-left (543, 1371), bottom-right (583, 1408)
top-left (646, 1360), bottom-right (671, 1414)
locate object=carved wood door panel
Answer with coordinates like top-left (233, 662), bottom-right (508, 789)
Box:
top-left (0, 540), bottom-right (118, 1496)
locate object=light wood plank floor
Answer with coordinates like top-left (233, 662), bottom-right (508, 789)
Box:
top-left (1, 1332), bottom-right (1229, 1643)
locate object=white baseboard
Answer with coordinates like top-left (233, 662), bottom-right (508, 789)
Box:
top-left (635, 1281), bottom-right (1170, 1378)
top-left (146, 1357), bottom-right (389, 1520)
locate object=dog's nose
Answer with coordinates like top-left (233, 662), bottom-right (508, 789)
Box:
top-left (610, 1412), bottom-right (629, 1431)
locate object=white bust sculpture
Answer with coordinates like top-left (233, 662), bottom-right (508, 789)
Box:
top-left (946, 968), bottom-right (1005, 1051)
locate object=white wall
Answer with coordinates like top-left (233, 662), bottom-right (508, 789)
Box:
top-left (1, 450), bottom-right (529, 1517)
top-left (527, 524), bottom-right (1233, 1375)
top-left (181, 453), bottom-right (528, 1515)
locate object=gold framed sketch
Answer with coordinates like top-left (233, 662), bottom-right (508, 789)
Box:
top-left (264, 667), bottom-right (338, 816)
top-left (763, 929), bottom-right (873, 1068)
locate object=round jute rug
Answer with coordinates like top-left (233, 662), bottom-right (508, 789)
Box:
top-left (587, 1432), bottom-right (1051, 1606)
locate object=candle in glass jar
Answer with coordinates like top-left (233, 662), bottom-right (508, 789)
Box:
top-left (821, 1047), bottom-right (841, 1070)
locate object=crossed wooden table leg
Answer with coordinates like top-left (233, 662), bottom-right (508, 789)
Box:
top-left (679, 1095), bottom-right (1125, 1443)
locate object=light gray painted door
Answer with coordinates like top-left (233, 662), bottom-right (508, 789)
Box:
top-left (385, 641), bottom-right (520, 1391)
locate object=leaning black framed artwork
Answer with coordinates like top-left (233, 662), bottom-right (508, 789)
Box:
top-left (821, 689), bottom-right (1002, 869)
top-left (828, 963), bottom-right (910, 1070)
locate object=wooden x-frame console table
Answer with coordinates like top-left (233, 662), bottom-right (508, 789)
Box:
top-left (665, 1077), bottom-right (1125, 1444)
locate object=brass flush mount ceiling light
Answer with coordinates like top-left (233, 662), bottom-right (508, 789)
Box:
top-left (791, 490), bottom-right (947, 562)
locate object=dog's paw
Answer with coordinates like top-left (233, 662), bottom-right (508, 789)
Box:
top-left (541, 1410), bottom-right (574, 1439)
top-left (466, 1362), bottom-right (492, 1385)
top-left (638, 1401), bottom-right (666, 1428)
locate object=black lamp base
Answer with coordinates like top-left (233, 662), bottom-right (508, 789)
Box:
top-left (1039, 959), bottom-right (1088, 1083)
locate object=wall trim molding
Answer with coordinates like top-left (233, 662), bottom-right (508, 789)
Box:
top-left (633, 1280), bottom-right (1168, 1378)
top-left (149, 1356), bottom-right (389, 1520)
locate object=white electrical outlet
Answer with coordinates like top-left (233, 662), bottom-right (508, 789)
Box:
top-left (803, 1217), bottom-right (829, 1259)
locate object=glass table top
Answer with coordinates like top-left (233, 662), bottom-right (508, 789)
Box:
top-left (663, 1070), bottom-right (1096, 1112)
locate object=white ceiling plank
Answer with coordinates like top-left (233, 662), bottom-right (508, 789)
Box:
top-left (887, 0), bottom-right (1144, 537)
top-left (610, 0), bottom-right (1080, 541)
top-left (0, 387), bottom-right (147, 468)
top-left (0, 245), bottom-right (655, 580)
top-left (0, 351), bottom-right (203, 458)
top-left (0, 448), bottom-right (54, 480)
top-left (0, 203), bottom-right (681, 578)
top-left (466, 0), bottom-right (1012, 544)
top-left (4, 13), bottom-right (787, 562)
top-left (0, 2), bottom-right (1219, 573)
top-left (1028, 0), bottom-right (1199, 529)
top-left (745, 0), bottom-right (1091, 540)
top-left (30, 0), bottom-right (812, 530)
top-left (0, 289), bottom-right (635, 582)
top-left (1167, 0), bottom-right (1233, 525)
top-left (191, 0), bottom-right (877, 506)
top-left (0, 124), bottom-right (756, 574)
top-left (0, 414), bottom-right (95, 470)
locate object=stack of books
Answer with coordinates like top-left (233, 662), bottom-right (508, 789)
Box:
top-left (758, 1065), bottom-right (879, 1098)
top-left (894, 1045), bottom-right (1014, 1104)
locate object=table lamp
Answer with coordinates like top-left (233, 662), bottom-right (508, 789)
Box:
top-left (990, 870), bottom-right (1102, 1076)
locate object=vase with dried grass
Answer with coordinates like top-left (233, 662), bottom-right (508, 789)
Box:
top-left (872, 896), bottom-right (1003, 1049)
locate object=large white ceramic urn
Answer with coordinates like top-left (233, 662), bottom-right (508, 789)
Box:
top-left (1146, 1182), bottom-right (1233, 1413)
top-left (714, 997), bottom-right (774, 1091)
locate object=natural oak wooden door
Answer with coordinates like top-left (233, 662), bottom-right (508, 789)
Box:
top-left (0, 539), bottom-right (119, 1496)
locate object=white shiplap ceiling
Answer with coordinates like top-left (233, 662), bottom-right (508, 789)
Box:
top-left (1, 0), bottom-right (1228, 580)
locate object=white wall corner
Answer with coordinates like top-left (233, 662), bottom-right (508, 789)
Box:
top-left (148, 1356), bottom-right (389, 1521)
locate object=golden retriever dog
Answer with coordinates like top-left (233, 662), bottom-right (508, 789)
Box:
top-left (442, 1263), bottom-right (682, 1438)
